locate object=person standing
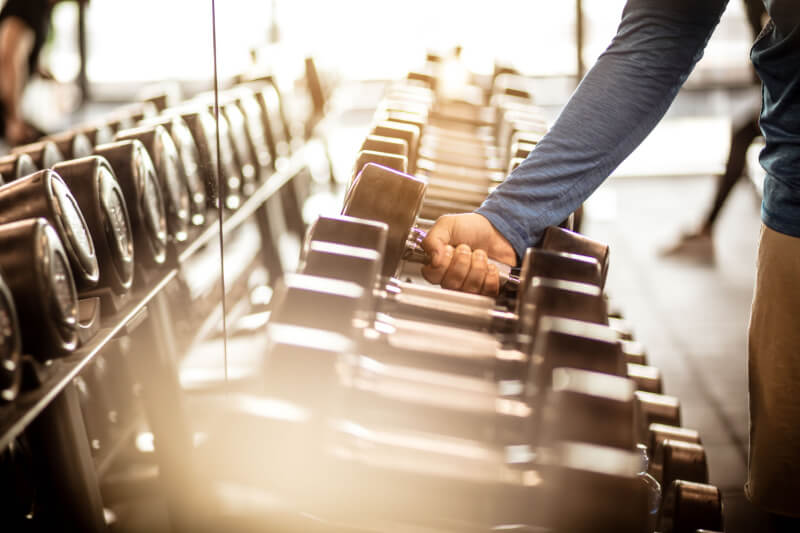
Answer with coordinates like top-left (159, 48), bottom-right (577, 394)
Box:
top-left (421, 0), bottom-right (800, 527)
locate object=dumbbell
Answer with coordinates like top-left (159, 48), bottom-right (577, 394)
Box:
top-left (371, 121), bottom-right (419, 174)
top-left (11, 140), bottom-right (64, 169)
top-left (361, 134), bottom-right (409, 162)
top-left (43, 131), bottom-right (94, 160)
top-left (0, 170), bottom-right (99, 290)
top-left (243, 81), bottom-right (292, 167)
top-left (264, 317), bottom-right (649, 460)
top-left (228, 87), bottom-right (275, 175)
top-left (139, 115), bottom-right (208, 226)
top-left (105, 101), bottom-right (159, 133)
top-left (659, 480), bottom-right (724, 533)
top-left (116, 124), bottom-right (191, 242)
top-left (194, 90), bottom-right (267, 193)
top-left (0, 153), bottom-right (37, 181)
top-left (342, 163), bottom-right (518, 288)
top-left (271, 271), bottom-right (676, 450)
top-left (255, 325), bottom-right (661, 532)
top-left (51, 156), bottom-right (135, 296)
top-left (179, 102), bottom-right (243, 209)
top-left (302, 237), bottom-right (603, 335)
top-left (349, 150), bottom-right (492, 210)
top-left (0, 273), bottom-right (22, 403)
top-left (219, 99), bottom-right (259, 196)
top-left (343, 162), bottom-right (606, 295)
top-left (214, 363), bottom-right (657, 532)
top-left (0, 219), bottom-right (79, 358)
top-left (305, 211), bottom-right (605, 299)
top-left (271, 270), bottom-right (604, 367)
top-left (72, 123), bottom-right (115, 147)
top-left (93, 140), bottom-right (168, 273)
top-left (168, 107), bottom-right (220, 207)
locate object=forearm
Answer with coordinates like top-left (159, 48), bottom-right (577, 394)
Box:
top-left (477, 0), bottom-right (728, 257)
top-left (0, 17), bottom-right (35, 122)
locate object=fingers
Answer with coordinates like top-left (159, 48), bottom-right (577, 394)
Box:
top-left (418, 213), bottom-right (505, 296)
top-left (441, 244), bottom-right (473, 291)
top-left (461, 249), bottom-right (488, 294)
top-left (436, 246), bottom-right (498, 296)
top-left (421, 245), bottom-right (454, 284)
top-left (421, 216), bottom-right (453, 269)
top-left (480, 264), bottom-right (500, 296)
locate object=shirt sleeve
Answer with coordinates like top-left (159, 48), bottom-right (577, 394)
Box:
top-left (476, 0), bottom-right (729, 258)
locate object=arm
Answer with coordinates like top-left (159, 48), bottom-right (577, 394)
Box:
top-left (0, 16), bottom-right (36, 144)
top-left (423, 0), bottom-right (729, 292)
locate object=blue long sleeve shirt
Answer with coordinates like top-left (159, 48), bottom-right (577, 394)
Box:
top-left (477, 0), bottom-right (800, 258)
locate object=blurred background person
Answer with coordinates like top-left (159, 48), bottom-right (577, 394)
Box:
top-left (0, 0), bottom-right (58, 146)
top-left (660, 0), bottom-right (768, 259)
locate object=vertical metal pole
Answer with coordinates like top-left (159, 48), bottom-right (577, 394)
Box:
top-left (576, 0), bottom-right (585, 83)
top-left (26, 385), bottom-right (107, 533)
top-left (77, 0), bottom-right (90, 103)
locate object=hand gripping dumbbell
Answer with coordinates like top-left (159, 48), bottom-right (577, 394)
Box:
top-left (0, 153), bottom-right (37, 181)
top-left (301, 221), bottom-right (605, 335)
top-left (0, 219), bottom-right (79, 358)
top-left (342, 162), bottom-right (519, 287)
top-left (0, 170), bottom-right (99, 291)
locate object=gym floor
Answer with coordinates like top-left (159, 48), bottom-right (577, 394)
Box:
top-left (584, 171), bottom-right (766, 531)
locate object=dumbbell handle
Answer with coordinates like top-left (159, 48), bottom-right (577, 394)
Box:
top-left (403, 227), bottom-right (520, 288)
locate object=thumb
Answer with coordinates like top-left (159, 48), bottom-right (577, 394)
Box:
top-left (421, 217), bottom-right (453, 268)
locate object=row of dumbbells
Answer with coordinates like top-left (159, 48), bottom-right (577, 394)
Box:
top-left (0, 74), bottom-right (304, 406)
top-left (241, 63), bottom-right (726, 531)
top-left (348, 70), bottom-right (546, 222)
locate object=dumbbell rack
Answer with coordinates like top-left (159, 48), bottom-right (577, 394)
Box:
top-left (235, 55), bottom-right (727, 532)
top-left (0, 73), bottom-right (321, 531)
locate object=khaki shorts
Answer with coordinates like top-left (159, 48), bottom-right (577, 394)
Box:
top-left (746, 224), bottom-right (800, 517)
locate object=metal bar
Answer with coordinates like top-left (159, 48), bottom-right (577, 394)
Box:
top-left (26, 385), bottom-right (107, 533)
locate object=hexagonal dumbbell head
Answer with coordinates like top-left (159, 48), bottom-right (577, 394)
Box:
top-left (350, 150), bottom-right (408, 190)
top-left (659, 480), bottom-right (723, 533)
top-left (302, 214), bottom-right (389, 260)
top-left (342, 163), bottom-right (426, 278)
top-left (0, 153), bottom-right (37, 181)
top-left (516, 248), bottom-right (603, 313)
top-left (529, 316), bottom-right (626, 391)
top-left (540, 226), bottom-right (610, 286)
top-left (541, 368), bottom-right (639, 451)
top-left (516, 277), bottom-right (608, 342)
top-left (269, 273), bottom-right (367, 336)
top-left (264, 322), bottom-right (354, 410)
top-left (538, 441), bottom-right (656, 533)
top-left (12, 140), bottom-right (65, 169)
top-left (301, 241), bottom-right (383, 290)
top-left (653, 439), bottom-right (709, 490)
top-left (361, 135), bottom-right (409, 159)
